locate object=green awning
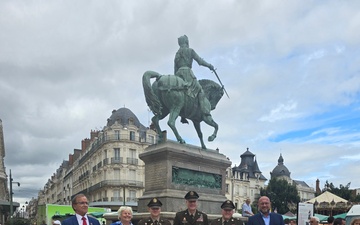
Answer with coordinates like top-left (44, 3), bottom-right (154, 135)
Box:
top-left (282, 215), bottom-right (297, 220)
top-left (315, 213), bottom-right (329, 222)
top-left (89, 212), bottom-right (105, 218)
top-left (334, 213), bottom-right (347, 219)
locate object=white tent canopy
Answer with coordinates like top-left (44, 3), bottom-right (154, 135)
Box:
top-left (306, 191), bottom-right (348, 204)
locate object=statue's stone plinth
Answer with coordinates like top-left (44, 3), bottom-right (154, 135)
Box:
top-left (138, 140), bottom-right (231, 214)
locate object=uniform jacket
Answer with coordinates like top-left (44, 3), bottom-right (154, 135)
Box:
top-left (210, 217), bottom-right (242, 225)
top-left (138, 217), bottom-right (171, 225)
top-left (173, 209), bottom-right (209, 225)
top-left (62, 215), bottom-right (101, 225)
top-left (248, 213), bottom-right (285, 225)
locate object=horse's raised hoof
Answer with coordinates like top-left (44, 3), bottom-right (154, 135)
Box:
top-left (208, 134), bottom-right (216, 142)
top-left (178, 139), bottom-right (186, 144)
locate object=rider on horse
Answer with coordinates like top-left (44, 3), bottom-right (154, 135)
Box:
top-left (174, 35), bottom-right (215, 119)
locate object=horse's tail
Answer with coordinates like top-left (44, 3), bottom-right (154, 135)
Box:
top-left (142, 71), bottom-right (162, 115)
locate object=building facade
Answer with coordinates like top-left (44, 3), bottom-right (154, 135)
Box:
top-left (225, 148), bottom-right (267, 211)
top-left (37, 107), bottom-right (157, 211)
top-left (270, 154), bottom-right (315, 202)
top-left (0, 120), bottom-right (9, 202)
top-left (0, 119), bottom-right (10, 224)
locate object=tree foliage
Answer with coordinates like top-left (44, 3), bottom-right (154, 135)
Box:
top-left (5, 218), bottom-right (31, 225)
top-left (321, 180), bottom-right (359, 202)
top-left (260, 178), bottom-right (300, 214)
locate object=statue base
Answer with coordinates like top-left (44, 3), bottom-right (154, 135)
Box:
top-left (138, 140), bottom-right (231, 214)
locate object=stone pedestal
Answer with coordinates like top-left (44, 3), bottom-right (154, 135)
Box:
top-left (138, 140), bottom-right (231, 214)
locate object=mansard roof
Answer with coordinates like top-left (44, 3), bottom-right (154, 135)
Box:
top-left (232, 148), bottom-right (267, 181)
top-left (106, 107), bottom-right (146, 130)
top-left (293, 180), bottom-right (310, 188)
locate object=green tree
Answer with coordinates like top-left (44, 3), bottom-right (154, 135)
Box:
top-left (353, 194), bottom-right (360, 203)
top-left (322, 180), bottom-right (357, 201)
top-left (5, 218), bottom-right (31, 225)
top-left (260, 178), bottom-right (300, 214)
top-left (322, 180), bottom-right (350, 199)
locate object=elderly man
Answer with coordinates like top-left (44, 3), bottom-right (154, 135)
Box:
top-left (309, 217), bottom-right (320, 225)
top-left (242, 199), bottom-right (254, 218)
top-left (211, 200), bottom-right (242, 225)
top-left (173, 191), bottom-right (209, 225)
top-left (248, 196), bottom-right (284, 225)
top-left (138, 198), bottom-right (171, 225)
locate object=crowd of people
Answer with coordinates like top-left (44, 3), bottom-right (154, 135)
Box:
top-left (57, 193), bottom-right (359, 225)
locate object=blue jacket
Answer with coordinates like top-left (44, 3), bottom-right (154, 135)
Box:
top-left (62, 215), bottom-right (101, 225)
top-left (248, 213), bottom-right (285, 225)
top-left (110, 221), bottom-right (133, 225)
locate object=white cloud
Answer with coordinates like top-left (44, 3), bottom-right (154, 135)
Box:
top-left (259, 100), bottom-right (300, 122)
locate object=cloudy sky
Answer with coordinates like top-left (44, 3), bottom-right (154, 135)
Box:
top-left (1, 1), bottom-right (360, 205)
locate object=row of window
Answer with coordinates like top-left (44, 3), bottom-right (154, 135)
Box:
top-left (113, 148), bottom-right (137, 158)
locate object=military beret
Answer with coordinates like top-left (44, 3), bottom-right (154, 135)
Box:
top-left (221, 200), bottom-right (235, 209)
top-left (147, 198), bottom-right (163, 207)
top-left (184, 191), bottom-right (199, 200)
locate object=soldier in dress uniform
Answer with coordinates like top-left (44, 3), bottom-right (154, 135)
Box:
top-left (210, 200), bottom-right (242, 225)
top-left (173, 191), bottom-right (209, 225)
top-left (138, 198), bottom-right (171, 225)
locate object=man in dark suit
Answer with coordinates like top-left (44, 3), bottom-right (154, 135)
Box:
top-left (210, 200), bottom-right (242, 225)
top-left (173, 191), bottom-right (209, 225)
top-left (248, 196), bottom-right (284, 225)
top-left (62, 194), bottom-right (101, 225)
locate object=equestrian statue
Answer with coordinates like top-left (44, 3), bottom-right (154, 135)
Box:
top-left (142, 35), bottom-right (228, 149)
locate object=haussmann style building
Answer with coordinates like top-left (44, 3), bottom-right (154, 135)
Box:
top-left (37, 107), bottom-right (157, 211)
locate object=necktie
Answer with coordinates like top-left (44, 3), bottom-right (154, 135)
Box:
top-left (154, 220), bottom-right (158, 225)
top-left (82, 217), bottom-right (87, 225)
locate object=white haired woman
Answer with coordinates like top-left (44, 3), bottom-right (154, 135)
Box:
top-left (110, 206), bottom-right (133, 225)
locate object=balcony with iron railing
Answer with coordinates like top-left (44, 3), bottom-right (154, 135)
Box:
top-left (126, 197), bottom-right (137, 202)
top-left (86, 179), bottom-right (144, 193)
top-left (78, 133), bottom-right (156, 165)
top-left (126, 157), bottom-right (138, 165)
top-left (111, 157), bottom-right (123, 164)
top-left (111, 196), bottom-right (124, 202)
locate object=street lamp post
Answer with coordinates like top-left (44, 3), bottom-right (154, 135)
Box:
top-left (9, 170), bottom-right (20, 225)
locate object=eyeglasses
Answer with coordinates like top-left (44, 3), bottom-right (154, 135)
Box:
top-left (76, 202), bottom-right (89, 205)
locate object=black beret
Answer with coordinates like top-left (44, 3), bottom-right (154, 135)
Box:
top-left (184, 191), bottom-right (199, 200)
top-left (147, 198), bottom-right (163, 207)
top-left (221, 200), bottom-right (235, 209)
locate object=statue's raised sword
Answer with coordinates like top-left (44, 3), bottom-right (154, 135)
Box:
top-left (212, 69), bottom-right (230, 98)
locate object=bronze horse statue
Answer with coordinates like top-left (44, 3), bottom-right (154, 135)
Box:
top-left (142, 70), bottom-right (224, 149)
